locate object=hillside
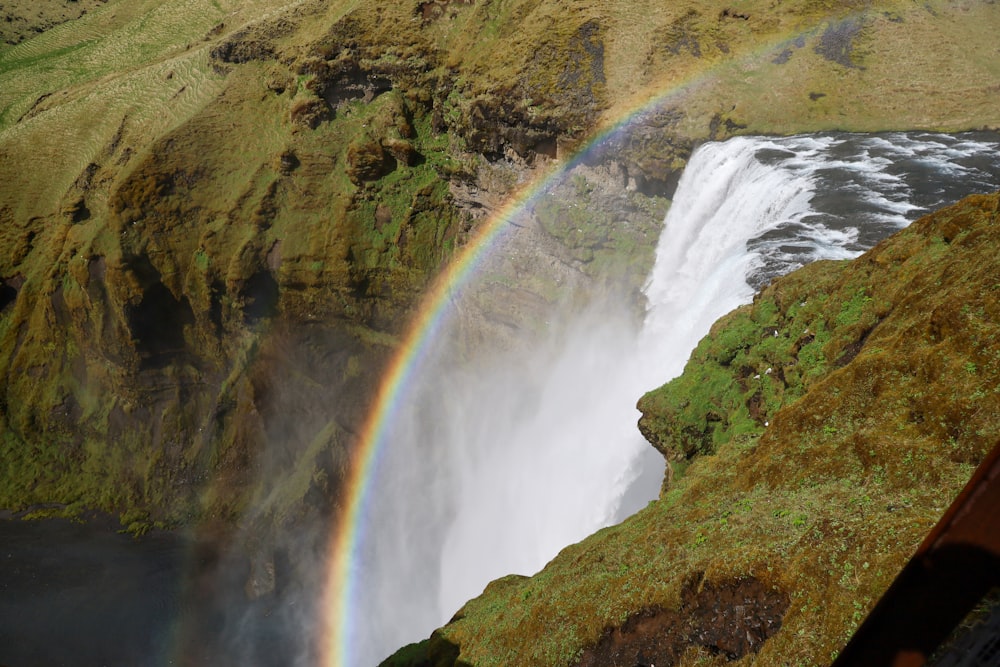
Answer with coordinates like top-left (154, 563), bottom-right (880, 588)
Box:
top-left (0, 0), bottom-right (999, 623)
top-left (1, 0), bottom-right (110, 47)
top-left (385, 191), bottom-right (1000, 666)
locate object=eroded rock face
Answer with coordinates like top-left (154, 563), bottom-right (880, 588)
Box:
top-left (418, 0), bottom-right (474, 24)
top-left (575, 575), bottom-right (789, 666)
top-left (458, 19), bottom-right (605, 160)
top-left (210, 22), bottom-right (290, 66)
top-left (0, 275), bottom-right (21, 312)
top-left (347, 135), bottom-right (397, 184)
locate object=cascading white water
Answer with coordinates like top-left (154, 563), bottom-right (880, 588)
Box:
top-left (639, 137), bottom-right (815, 380)
top-left (351, 132), bottom-right (1000, 666)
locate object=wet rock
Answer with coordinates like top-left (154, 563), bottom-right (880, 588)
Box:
top-left (599, 108), bottom-right (692, 198)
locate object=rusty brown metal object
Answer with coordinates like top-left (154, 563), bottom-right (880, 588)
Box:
top-left (832, 441), bottom-right (1000, 666)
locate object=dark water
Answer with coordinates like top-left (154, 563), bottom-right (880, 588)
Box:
top-left (0, 517), bottom-right (313, 667)
top-left (745, 131), bottom-right (1000, 288)
top-left (0, 518), bottom-right (186, 667)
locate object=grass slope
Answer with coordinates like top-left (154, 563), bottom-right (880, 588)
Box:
top-left (0, 0), bottom-right (110, 48)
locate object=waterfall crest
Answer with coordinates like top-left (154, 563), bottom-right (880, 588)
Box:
top-left (351, 131), bottom-right (1000, 666)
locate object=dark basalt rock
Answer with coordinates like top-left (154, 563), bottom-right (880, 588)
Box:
top-left (300, 54), bottom-right (395, 111)
top-left (661, 9), bottom-right (706, 58)
top-left (461, 93), bottom-right (563, 159)
top-left (289, 98), bottom-right (331, 129)
top-left (276, 149), bottom-right (300, 174)
top-left (209, 17), bottom-right (297, 67)
top-left (301, 12), bottom-right (436, 114)
top-left (575, 575), bottom-right (789, 667)
top-left (210, 30), bottom-right (276, 64)
top-left (123, 258), bottom-right (196, 370)
top-left (238, 270), bottom-right (280, 325)
top-left (63, 196), bottom-right (91, 223)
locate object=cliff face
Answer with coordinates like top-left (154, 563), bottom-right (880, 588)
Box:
top-left (1, 0), bottom-right (999, 544)
top-left (0, 0), bottom-right (633, 532)
top-left (385, 192), bottom-right (1000, 666)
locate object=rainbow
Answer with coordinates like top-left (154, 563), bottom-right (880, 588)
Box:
top-left (317, 75), bottom-right (702, 666)
top-left (318, 22), bottom-right (822, 664)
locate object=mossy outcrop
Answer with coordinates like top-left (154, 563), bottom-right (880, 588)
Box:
top-left (384, 192), bottom-right (1000, 665)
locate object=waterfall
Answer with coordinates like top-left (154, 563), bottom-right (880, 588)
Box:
top-left (351, 132), bottom-right (1000, 666)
